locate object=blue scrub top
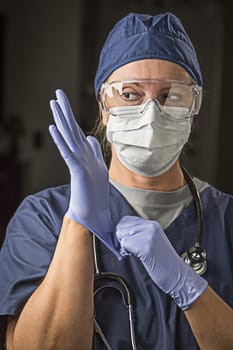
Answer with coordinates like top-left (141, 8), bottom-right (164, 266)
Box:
top-left (0, 183), bottom-right (233, 349)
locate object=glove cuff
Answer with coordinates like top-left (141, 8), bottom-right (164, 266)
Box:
top-left (170, 269), bottom-right (208, 310)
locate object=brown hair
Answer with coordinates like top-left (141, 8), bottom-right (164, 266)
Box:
top-left (91, 106), bottom-right (111, 168)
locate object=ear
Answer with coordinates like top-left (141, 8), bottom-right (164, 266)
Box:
top-left (98, 101), bottom-right (110, 126)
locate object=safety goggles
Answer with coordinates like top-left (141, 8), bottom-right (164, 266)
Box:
top-left (100, 79), bottom-right (202, 118)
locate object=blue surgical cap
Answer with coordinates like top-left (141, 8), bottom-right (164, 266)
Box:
top-left (94, 12), bottom-right (203, 97)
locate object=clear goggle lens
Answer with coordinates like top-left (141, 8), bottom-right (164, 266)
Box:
top-left (100, 79), bottom-right (202, 118)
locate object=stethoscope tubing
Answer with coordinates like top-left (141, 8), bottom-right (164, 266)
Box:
top-left (93, 235), bottom-right (138, 349)
top-left (93, 166), bottom-right (206, 349)
top-left (181, 166), bottom-right (203, 245)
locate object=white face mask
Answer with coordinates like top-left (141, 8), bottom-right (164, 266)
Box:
top-left (106, 100), bottom-right (191, 177)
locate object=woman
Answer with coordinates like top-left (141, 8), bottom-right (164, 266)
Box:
top-left (0, 12), bottom-right (233, 350)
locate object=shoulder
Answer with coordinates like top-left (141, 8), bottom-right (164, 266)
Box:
top-left (200, 184), bottom-right (233, 234)
top-left (22, 184), bottom-right (70, 208)
top-left (201, 183), bottom-right (233, 199)
top-left (201, 184), bottom-right (233, 213)
top-left (16, 183), bottom-right (70, 215)
top-left (5, 184), bottom-right (70, 241)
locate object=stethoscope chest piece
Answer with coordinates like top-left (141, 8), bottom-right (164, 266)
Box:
top-left (182, 244), bottom-right (207, 275)
top-left (181, 166), bottom-right (207, 276)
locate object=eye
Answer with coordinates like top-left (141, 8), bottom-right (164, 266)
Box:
top-left (158, 91), bottom-right (184, 106)
top-left (121, 91), bottom-right (140, 101)
top-left (118, 84), bottom-right (144, 103)
top-left (168, 93), bottom-right (183, 102)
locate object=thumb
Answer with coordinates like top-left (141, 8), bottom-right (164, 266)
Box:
top-left (118, 234), bottom-right (142, 258)
top-left (49, 124), bottom-right (80, 173)
top-left (87, 136), bottom-right (106, 166)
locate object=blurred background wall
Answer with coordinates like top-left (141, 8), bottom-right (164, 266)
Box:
top-left (0, 0), bottom-right (232, 245)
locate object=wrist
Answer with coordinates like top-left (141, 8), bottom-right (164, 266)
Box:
top-left (169, 265), bottom-right (208, 310)
top-left (63, 215), bottom-right (91, 235)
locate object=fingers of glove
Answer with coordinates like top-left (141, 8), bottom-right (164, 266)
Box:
top-left (116, 216), bottom-right (147, 255)
top-left (116, 216), bottom-right (159, 241)
top-left (116, 216), bottom-right (171, 260)
top-left (50, 99), bottom-right (82, 152)
top-left (49, 124), bottom-right (79, 169)
top-left (117, 231), bottom-right (145, 258)
top-left (55, 89), bottom-right (86, 143)
top-left (86, 136), bottom-right (107, 167)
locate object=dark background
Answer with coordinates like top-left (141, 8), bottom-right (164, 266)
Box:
top-left (0, 0), bottom-right (232, 246)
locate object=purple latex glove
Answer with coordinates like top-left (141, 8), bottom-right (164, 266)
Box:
top-left (49, 89), bottom-right (121, 259)
top-left (116, 216), bottom-right (208, 310)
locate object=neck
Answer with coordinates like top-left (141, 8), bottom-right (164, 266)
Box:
top-left (109, 151), bottom-right (186, 191)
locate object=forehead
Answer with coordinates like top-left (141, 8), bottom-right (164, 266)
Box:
top-left (106, 59), bottom-right (192, 83)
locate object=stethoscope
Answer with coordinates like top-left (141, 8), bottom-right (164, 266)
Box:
top-left (93, 166), bottom-right (207, 349)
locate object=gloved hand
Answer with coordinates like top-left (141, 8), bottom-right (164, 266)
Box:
top-left (49, 89), bottom-right (121, 259)
top-left (116, 216), bottom-right (208, 310)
